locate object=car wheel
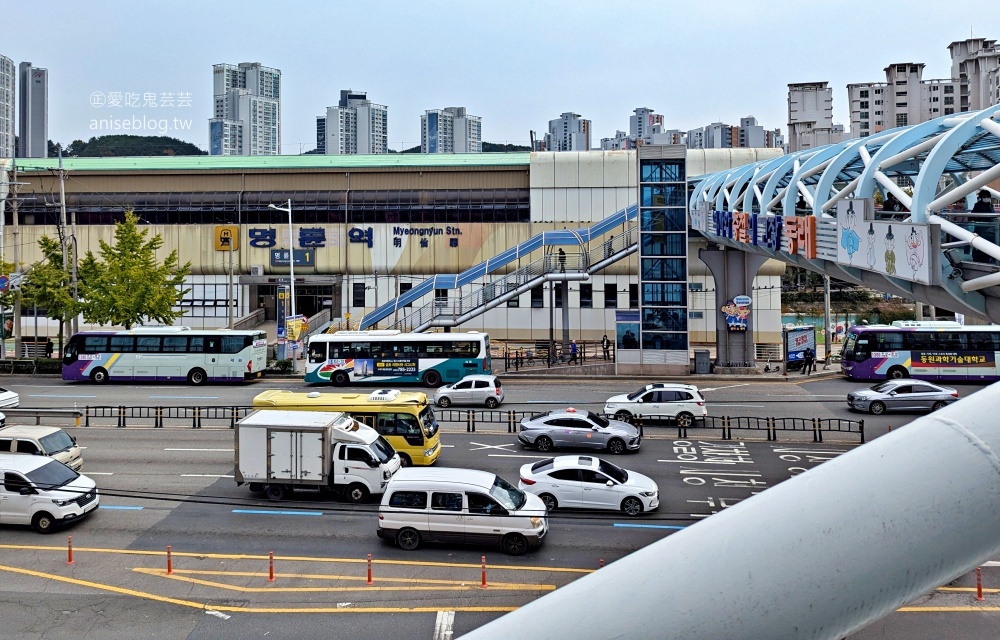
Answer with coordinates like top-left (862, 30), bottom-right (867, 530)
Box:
top-left (485, 397), bottom-right (499, 409)
top-left (187, 368), bottom-right (207, 386)
top-left (397, 454), bottom-right (412, 468)
top-left (887, 366), bottom-right (908, 380)
top-left (932, 401), bottom-right (947, 411)
top-left (422, 370), bottom-right (442, 388)
top-left (266, 484), bottom-right (287, 501)
top-left (346, 483), bottom-right (370, 504)
top-left (607, 438), bottom-right (626, 455)
top-left (332, 370), bottom-right (349, 386)
top-left (32, 512), bottom-right (56, 534)
top-left (397, 527), bottom-right (421, 551)
top-left (90, 367), bottom-right (109, 384)
top-left (535, 436), bottom-right (553, 452)
top-left (676, 412), bottom-right (694, 428)
top-left (437, 396), bottom-right (452, 408)
top-left (614, 411), bottom-right (633, 423)
top-left (869, 401), bottom-right (886, 416)
top-left (501, 533), bottom-right (528, 556)
top-left (621, 497), bottom-right (643, 517)
top-left (539, 493), bottom-right (558, 510)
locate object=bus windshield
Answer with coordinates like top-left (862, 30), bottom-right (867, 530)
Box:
top-left (419, 406), bottom-right (438, 437)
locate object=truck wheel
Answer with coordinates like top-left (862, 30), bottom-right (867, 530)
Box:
top-left (32, 512), bottom-right (56, 534)
top-left (397, 527), bottom-right (421, 551)
top-left (346, 483), bottom-right (369, 504)
top-left (266, 485), bottom-right (287, 501)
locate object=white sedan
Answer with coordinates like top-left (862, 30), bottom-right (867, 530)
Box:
top-left (0, 386), bottom-right (19, 409)
top-left (518, 455), bottom-right (658, 516)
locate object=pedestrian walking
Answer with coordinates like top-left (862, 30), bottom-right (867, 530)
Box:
top-left (569, 340), bottom-right (578, 364)
top-left (558, 248), bottom-right (566, 273)
top-left (802, 347), bottom-right (815, 375)
top-left (601, 334), bottom-right (611, 360)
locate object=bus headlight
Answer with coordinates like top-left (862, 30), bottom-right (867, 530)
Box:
top-left (424, 447), bottom-right (436, 457)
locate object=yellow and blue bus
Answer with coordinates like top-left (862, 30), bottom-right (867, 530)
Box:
top-left (62, 327), bottom-right (267, 385)
top-left (305, 330), bottom-right (491, 387)
top-left (252, 388), bottom-right (441, 466)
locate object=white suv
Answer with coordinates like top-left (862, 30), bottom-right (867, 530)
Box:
top-left (603, 383), bottom-right (706, 427)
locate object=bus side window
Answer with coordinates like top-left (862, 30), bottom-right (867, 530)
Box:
top-left (396, 413), bottom-right (422, 437)
top-left (189, 337), bottom-right (205, 353)
top-left (308, 342), bottom-right (326, 363)
top-left (376, 413), bottom-right (398, 435)
top-left (110, 336), bottom-right (135, 353)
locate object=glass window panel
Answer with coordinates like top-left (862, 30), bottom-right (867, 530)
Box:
top-left (642, 258), bottom-right (686, 281)
top-left (641, 185), bottom-right (686, 208)
top-left (642, 332), bottom-right (688, 350)
top-left (642, 283), bottom-right (687, 306)
top-left (642, 308), bottom-right (688, 332)
top-left (136, 336), bottom-right (161, 352)
top-left (640, 208), bottom-right (687, 232)
top-left (604, 284), bottom-right (617, 309)
top-left (110, 336), bottom-right (135, 352)
top-left (641, 233), bottom-right (686, 256)
top-left (640, 160), bottom-right (685, 182)
top-left (580, 283), bottom-right (593, 309)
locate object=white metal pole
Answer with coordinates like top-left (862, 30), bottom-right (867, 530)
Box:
top-left (287, 199), bottom-right (296, 372)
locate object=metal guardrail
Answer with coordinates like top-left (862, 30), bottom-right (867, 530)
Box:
top-left (16, 405), bottom-right (862, 443)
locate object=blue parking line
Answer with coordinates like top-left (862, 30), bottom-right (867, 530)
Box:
top-left (232, 509), bottom-right (324, 516)
top-left (101, 505), bottom-right (144, 511)
top-left (613, 523), bottom-right (687, 530)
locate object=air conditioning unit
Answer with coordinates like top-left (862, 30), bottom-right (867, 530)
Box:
top-left (250, 265), bottom-right (264, 276)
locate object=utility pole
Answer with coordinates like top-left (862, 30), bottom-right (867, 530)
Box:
top-left (57, 147), bottom-right (69, 353)
top-left (823, 275), bottom-right (832, 366)
top-left (227, 236), bottom-right (234, 329)
top-left (12, 161), bottom-right (21, 358)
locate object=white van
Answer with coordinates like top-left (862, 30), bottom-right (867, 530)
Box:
top-left (0, 453), bottom-right (100, 533)
top-left (377, 467), bottom-right (548, 556)
top-left (0, 426), bottom-right (83, 471)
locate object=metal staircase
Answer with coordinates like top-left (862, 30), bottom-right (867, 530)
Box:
top-left (382, 225), bottom-right (639, 332)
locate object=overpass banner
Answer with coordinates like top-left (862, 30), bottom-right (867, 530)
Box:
top-left (836, 200), bottom-right (930, 285)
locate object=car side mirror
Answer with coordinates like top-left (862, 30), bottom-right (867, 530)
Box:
top-left (606, 480), bottom-right (614, 487)
top-left (368, 458), bottom-right (379, 468)
top-left (888, 390), bottom-right (897, 396)
top-left (592, 426), bottom-right (599, 431)
top-left (19, 486), bottom-right (34, 495)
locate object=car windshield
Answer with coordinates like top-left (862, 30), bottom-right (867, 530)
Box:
top-left (598, 459), bottom-right (628, 484)
top-left (419, 407), bottom-right (437, 437)
top-left (587, 411), bottom-right (610, 428)
top-left (490, 474), bottom-right (526, 510)
top-left (870, 382), bottom-right (894, 392)
top-left (25, 459), bottom-right (79, 490)
top-left (39, 431), bottom-right (74, 454)
top-left (626, 390), bottom-right (645, 401)
top-left (370, 436), bottom-right (396, 464)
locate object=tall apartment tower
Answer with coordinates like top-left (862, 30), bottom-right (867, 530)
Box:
top-left (787, 82), bottom-right (847, 152)
top-left (0, 55), bottom-right (13, 159)
top-left (421, 107), bottom-right (482, 153)
top-left (948, 38), bottom-right (1000, 112)
top-left (544, 112), bottom-right (591, 151)
top-left (17, 62), bottom-right (48, 158)
top-left (316, 90), bottom-right (388, 155)
top-left (209, 62), bottom-right (281, 155)
top-left (631, 107), bottom-right (664, 141)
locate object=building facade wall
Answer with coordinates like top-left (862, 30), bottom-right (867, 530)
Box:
top-left (0, 55), bottom-right (13, 159)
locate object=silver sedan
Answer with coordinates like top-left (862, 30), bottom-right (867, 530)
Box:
top-left (847, 380), bottom-right (959, 415)
top-left (517, 409), bottom-right (641, 454)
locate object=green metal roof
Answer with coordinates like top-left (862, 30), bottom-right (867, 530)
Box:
top-left (10, 152), bottom-right (531, 173)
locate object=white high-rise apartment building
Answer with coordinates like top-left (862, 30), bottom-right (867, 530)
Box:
top-left (0, 55), bottom-right (13, 159)
top-left (787, 81), bottom-right (848, 152)
top-left (209, 62), bottom-right (280, 155)
top-left (601, 107), bottom-right (668, 150)
top-left (544, 112), bottom-right (591, 151)
top-left (317, 90), bottom-right (388, 155)
top-left (18, 62), bottom-right (48, 158)
top-left (848, 38), bottom-right (999, 138)
top-left (421, 107), bottom-right (482, 153)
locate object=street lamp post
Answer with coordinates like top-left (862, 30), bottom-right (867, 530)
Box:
top-left (268, 200), bottom-right (296, 371)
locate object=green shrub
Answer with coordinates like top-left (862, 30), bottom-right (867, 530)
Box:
top-left (266, 359), bottom-right (293, 374)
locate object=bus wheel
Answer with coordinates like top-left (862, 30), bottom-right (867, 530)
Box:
top-left (188, 368), bottom-right (207, 386)
top-left (398, 454), bottom-right (412, 467)
top-left (90, 368), bottom-right (109, 384)
top-left (332, 370), bottom-right (349, 386)
top-left (887, 366), bottom-right (908, 380)
top-left (422, 370), bottom-right (442, 388)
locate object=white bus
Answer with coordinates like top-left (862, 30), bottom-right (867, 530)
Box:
top-left (305, 330), bottom-right (491, 387)
top-left (62, 327), bottom-right (268, 385)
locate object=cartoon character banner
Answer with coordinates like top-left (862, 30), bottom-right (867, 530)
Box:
top-left (720, 295), bottom-right (752, 332)
top-left (836, 199), bottom-right (930, 284)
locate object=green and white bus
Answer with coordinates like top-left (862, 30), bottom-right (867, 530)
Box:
top-left (305, 330), bottom-right (491, 387)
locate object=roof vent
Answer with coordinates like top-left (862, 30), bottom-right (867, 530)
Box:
top-left (307, 391), bottom-right (321, 398)
top-left (368, 389), bottom-right (401, 402)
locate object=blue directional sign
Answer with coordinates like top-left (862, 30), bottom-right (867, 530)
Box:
top-left (0, 275), bottom-right (9, 293)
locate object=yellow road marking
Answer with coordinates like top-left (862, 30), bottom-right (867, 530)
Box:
top-left (133, 568), bottom-right (555, 592)
top-left (0, 543), bottom-right (592, 573)
top-left (898, 607), bottom-right (1000, 612)
top-left (937, 587), bottom-right (1000, 593)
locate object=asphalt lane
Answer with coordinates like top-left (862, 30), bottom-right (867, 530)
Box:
top-left (1, 373), bottom-right (998, 638)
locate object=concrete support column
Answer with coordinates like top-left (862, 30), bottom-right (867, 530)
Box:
top-left (698, 246), bottom-right (769, 368)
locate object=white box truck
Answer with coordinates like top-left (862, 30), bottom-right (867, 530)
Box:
top-left (235, 409), bottom-right (401, 503)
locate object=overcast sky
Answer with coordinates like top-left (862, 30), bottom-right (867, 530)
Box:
top-left (3, 0), bottom-right (990, 153)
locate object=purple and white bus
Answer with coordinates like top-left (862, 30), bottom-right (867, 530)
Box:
top-left (62, 327), bottom-right (268, 385)
top-left (841, 321), bottom-right (1000, 382)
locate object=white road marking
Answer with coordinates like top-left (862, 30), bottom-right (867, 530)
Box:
top-left (28, 394), bottom-right (97, 398)
top-left (149, 395), bottom-right (220, 399)
top-left (85, 472), bottom-right (115, 475)
top-left (433, 610), bottom-right (455, 640)
top-left (488, 453), bottom-right (552, 459)
top-left (766, 394), bottom-right (845, 398)
top-left (469, 442), bottom-right (515, 452)
top-left (708, 403), bottom-right (766, 408)
top-left (700, 384), bottom-right (751, 392)
top-left (205, 610), bottom-right (231, 620)
top-left (441, 445), bottom-right (455, 448)
top-left (164, 448), bottom-right (234, 452)
top-left (181, 474), bottom-right (234, 478)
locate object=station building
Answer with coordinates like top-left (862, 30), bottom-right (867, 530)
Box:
top-left (2, 148), bottom-right (785, 355)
